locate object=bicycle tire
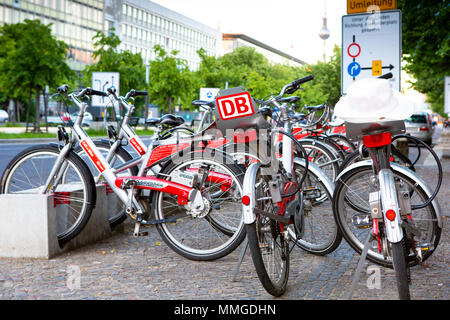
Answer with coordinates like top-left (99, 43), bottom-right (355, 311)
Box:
top-left (333, 163), bottom-right (441, 268)
top-left (1, 144), bottom-right (96, 244)
top-left (296, 139), bottom-right (340, 182)
top-left (327, 134), bottom-right (356, 155)
top-left (75, 140), bottom-right (138, 228)
top-left (245, 166), bottom-right (290, 296)
top-left (247, 221), bottom-right (289, 297)
top-left (152, 148), bottom-right (246, 261)
top-left (391, 239), bottom-right (411, 300)
top-left (288, 160), bottom-right (342, 255)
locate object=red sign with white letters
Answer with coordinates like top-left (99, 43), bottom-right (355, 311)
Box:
top-left (80, 140), bottom-right (106, 173)
top-left (216, 92), bottom-right (255, 121)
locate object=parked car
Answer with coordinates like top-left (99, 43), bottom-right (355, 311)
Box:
top-left (0, 109), bottom-right (9, 123)
top-left (59, 112), bottom-right (93, 127)
top-left (404, 112), bottom-right (434, 145)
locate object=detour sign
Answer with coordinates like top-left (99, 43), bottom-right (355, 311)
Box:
top-left (347, 0), bottom-right (396, 14)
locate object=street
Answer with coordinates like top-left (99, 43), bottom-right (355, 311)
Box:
top-left (0, 129), bottom-right (448, 300)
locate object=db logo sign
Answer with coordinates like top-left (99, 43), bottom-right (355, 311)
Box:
top-left (216, 92), bottom-right (255, 121)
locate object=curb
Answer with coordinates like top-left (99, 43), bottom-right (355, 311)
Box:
top-left (0, 136), bottom-right (153, 144)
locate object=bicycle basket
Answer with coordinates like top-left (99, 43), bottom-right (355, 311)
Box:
top-left (214, 86), bottom-right (269, 137)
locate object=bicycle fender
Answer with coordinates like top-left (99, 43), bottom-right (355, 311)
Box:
top-left (242, 162), bottom-right (261, 224)
top-left (378, 169), bottom-right (404, 243)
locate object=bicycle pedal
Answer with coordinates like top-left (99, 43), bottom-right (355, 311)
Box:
top-left (352, 213), bottom-right (372, 229)
top-left (134, 231), bottom-right (149, 237)
top-left (303, 187), bottom-right (321, 199)
top-left (416, 243), bottom-right (434, 252)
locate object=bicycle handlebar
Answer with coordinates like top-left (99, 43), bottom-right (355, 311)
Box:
top-left (125, 89), bottom-right (148, 100)
top-left (56, 85), bottom-right (107, 98)
top-left (83, 88), bottom-right (108, 97)
top-left (291, 75), bottom-right (314, 87)
top-left (281, 74), bottom-right (314, 96)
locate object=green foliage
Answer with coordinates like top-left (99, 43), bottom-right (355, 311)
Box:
top-left (194, 45), bottom-right (342, 109)
top-left (148, 45), bottom-right (197, 112)
top-left (0, 19), bottom-right (75, 127)
top-left (398, 0), bottom-right (450, 115)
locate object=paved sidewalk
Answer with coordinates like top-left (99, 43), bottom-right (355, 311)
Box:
top-left (0, 136), bottom-right (448, 300)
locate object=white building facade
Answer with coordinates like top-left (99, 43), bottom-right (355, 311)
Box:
top-left (104, 0), bottom-right (221, 70)
top-left (0, 0), bottom-right (221, 71)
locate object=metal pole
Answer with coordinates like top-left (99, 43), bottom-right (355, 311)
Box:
top-left (144, 62), bottom-right (150, 130)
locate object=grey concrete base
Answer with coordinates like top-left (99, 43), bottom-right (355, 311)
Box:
top-left (0, 185), bottom-right (124, 259)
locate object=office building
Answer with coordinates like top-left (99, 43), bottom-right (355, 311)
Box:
top-left (107, 0), bottom-right (221, 71)
top-left (0, 0), bottom-right (104, 71)
top-left (0, 0), bottom-right (221, 71)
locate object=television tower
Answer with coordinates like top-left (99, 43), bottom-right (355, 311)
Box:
top-left (319, 0), bottom-right (330, 62)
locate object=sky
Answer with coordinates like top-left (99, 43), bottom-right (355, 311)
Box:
top-left (151, 0), bottom-right (347, 64)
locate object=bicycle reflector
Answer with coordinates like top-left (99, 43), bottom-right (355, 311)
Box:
top-left (242, 195), bottom-right (251, 206)
top-left (385, 209), bottom-right (396, 221)
top-left (362, 132), bottom-right (392, 148)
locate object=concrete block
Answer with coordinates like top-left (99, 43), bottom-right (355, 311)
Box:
top-left (0, 185), bottom-right (124, 259)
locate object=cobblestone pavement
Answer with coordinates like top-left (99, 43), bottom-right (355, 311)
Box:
top-left (0, 146), bottom-right (448, 301)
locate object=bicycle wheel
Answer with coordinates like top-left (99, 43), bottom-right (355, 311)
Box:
top-left (152, 149), bottom-right (246, 261)
top-left (328, 134), bottom-right (356, 156)
top-left (288, 161), bottom-right (342, 255)
top-left (246, 167), bottom-right (289, 297)
top-left (391, 239), bottom-right (411, 300)
top-left (315, 136), bottom-right (347, 161)
top-left (333, 163), bottom-right (441, 267)
top-left (75, 140), bottom-right (138, 227)
top-left (1, 144), bottom-right (96, 244)
top-left (296, 139), bottom-right (340, 181)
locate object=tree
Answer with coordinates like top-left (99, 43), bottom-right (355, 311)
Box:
top-left (81, 30), bottom-right (146, 116)
top-left (0, 19), bottom-right (75, 131)
top-left (398, 0), bottom-right (450, 114)
top-left (194, 45), bottom-right (342, 109)
top-left (148, 45), bottom-right (196, 113)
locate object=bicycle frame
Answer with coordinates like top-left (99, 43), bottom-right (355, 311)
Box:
top-left (99, 95), bottom-right (216, 180)
top-left (46, 94), bottom-right (207, 219)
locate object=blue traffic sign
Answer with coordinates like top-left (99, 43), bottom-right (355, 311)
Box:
top-left (347, 62), bottom-right (361, 77)
top-left (206, 91), bottom-right (213, 99)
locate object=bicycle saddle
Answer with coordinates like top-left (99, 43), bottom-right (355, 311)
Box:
top-left (145, 114), bottom-right (185, 128)
top-left (191, 100), bottom-right (216, 108)
top-left (291, 113), bottom-right (306, 122)
top-left (279, 96), bottom-right (300, 104)
top-left (305, 104), bottom-right (326, 112)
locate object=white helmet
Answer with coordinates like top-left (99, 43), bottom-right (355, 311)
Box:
top-left (335, 78), bottom-right (414, 123)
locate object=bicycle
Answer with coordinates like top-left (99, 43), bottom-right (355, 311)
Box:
top-left (332, 74), bottom-right (443, 299)
top-left (1, 86), bottom-right (247, 261)
top-left (239, 76), bottom-right (342, 296)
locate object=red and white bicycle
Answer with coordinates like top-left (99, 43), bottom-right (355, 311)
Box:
top-left (1, 85), bottom-right (246, 262)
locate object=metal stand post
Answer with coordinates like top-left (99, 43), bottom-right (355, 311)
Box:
top-left (232, 237), bottom-right (249, 282)
top-left (346, 233), bottom-right (374, 299)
